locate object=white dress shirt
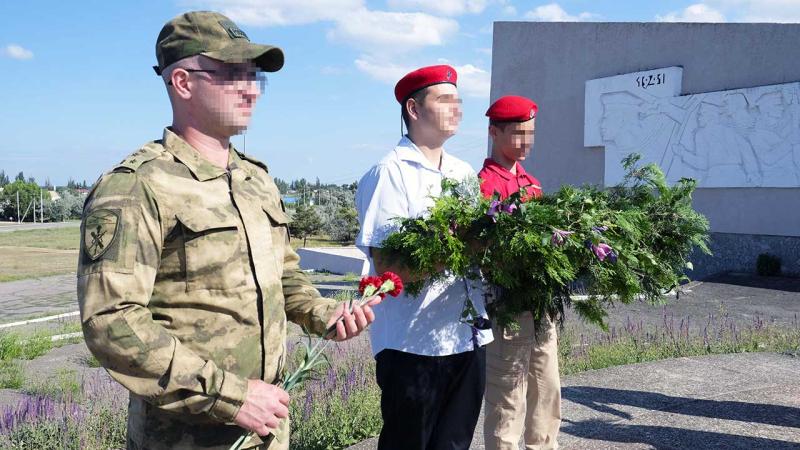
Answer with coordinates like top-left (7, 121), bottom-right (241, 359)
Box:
top-left (356, 136), bottom-right (494, 357)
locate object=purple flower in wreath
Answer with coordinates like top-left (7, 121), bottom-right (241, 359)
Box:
top-left (551, 229), bottom-right (574, 246)
top-left (502, 203), bottom-right (518, 214)
top-left (592, 225), bottom-right (609, 234)
top-left (487, 200), bottom-right (517, 222)
top-left (487, 200), bottom-right (502, 222)
top-left (591, 242), bottom-right (617, 262)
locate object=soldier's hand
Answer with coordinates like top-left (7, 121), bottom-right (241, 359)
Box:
top-left (234, 380), bottom-right (290, 436)
top-left (326, 296), bottom-right (382, 342)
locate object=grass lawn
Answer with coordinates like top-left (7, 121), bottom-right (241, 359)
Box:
top-left (0, 227), bottom-right (351, 282)
top-left (0, 247), bottom-right (78, 282)
top-left (0, 226), bottom-right (81, 281)
top-left (0, 226), bottom-right (80, 250)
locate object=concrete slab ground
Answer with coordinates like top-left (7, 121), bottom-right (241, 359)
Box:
top-left (557, 353), bottom-right (800, 450)
top-left (349, 353), bottom-right (800, 450)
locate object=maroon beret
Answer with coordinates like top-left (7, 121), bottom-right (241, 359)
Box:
top-left (394, 65), bottom-right (458, 104)
top-left (486, 95), bottom-right (538, 122)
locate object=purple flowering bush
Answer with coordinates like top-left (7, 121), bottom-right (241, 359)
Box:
top-left (0, 371), bottom-right (127, 449)
top-left (559, 311), bottom-right (800, 375)
top-left (288, 333), bottom-right (382, 449)
top-left (1, 308), bottom-right (796, 449)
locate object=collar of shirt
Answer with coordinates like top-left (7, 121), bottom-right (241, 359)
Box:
top-left (396, 135), bottom-right (455, 173)
top-left (482, 157), bottom-right (530, 181)
top-left (162, 127), bottom-right (233, 181)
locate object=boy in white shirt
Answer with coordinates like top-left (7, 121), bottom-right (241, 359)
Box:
top-left (355, 65), bottom-right (493, 450)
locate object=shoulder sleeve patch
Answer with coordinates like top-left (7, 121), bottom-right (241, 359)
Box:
top-left (83, 209), bottom-right (121, 261)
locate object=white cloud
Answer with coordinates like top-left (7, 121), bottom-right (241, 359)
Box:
top-left (387, 0), bottom-right (488, 16)
top-left (523, 3), bottom-right (597, 22)
top-left (452, 63), bottom-right (490, 98)
top-left (3, 44), bottom-right (33, 60)
top-left (354, 57), bottom-right (490, 98)
top-left (476, 47), bottom-right (492, 56)
top-left (354, 58), bottom-right (413, 85)
top-left (328, 9), bottom-right (459, 52)
top-left (707, 0), bottom-right (800, 22)
top-left (197, 0), bottom-right (362, 26)
top-left (655, 1), bottom-right (800, 23)
top-left (193, 1), bottom-right (459, 55)
top-left (656, 4), bottom-right (726, 22)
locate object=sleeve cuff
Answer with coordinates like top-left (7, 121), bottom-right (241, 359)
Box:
top-left (309, 300), bottom-right (341, 337)
top-left (209, 369), bottom-right (248, 423)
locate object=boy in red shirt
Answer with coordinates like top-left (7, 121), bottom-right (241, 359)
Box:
top-left (478, 95), bottom-right (561, 450)
top-left (478, 95), bottom-right (542, 201)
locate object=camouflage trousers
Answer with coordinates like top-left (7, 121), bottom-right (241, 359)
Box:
top-left (126, 400), bottom-right (290, 450)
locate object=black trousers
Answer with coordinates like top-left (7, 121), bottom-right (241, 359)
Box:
top-left (375, 347), bottom-right (486, 450)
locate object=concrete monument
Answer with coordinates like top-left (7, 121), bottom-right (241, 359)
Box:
top-left (585, 67), bottom-right (800, 187)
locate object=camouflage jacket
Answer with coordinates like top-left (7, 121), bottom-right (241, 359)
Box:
top-left (77, 128), bottom-right (338, 449)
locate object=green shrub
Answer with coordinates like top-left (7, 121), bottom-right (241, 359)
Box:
top-left (0, 360), bottom-right (24, 389)
top-left (0, 332), bottom-right (53, 362)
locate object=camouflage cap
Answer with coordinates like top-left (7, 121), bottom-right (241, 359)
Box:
top-left (153, 11), bottom-right (284, 75)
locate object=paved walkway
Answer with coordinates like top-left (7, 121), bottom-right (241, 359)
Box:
top-left (560, 274), bottom-right (800, 341)
top-left (4, 272), bottom-right (797, 327)
top-left (0, 274), bottom-right (76, 322)
top-left (0, 273), bottom-right (356, 326)
top-left (349, 352), bottom-right (800, 450)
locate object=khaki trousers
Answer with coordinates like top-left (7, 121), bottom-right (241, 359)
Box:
top-left (484, 312), bottom-right (561, 450)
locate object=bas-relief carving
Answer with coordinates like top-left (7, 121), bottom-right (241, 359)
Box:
top-left (585, 67), bottom-right (800, 187)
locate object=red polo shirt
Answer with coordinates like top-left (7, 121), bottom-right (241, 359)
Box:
top-left (478, 158), bottom-right (542, 200)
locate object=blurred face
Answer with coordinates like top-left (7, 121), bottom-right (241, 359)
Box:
top-left (490, 119), bottom-right (535, 162)
top-left (181, 57), bottom-right (264, 137)
top-left (413, 83), bottom-right (462, 137)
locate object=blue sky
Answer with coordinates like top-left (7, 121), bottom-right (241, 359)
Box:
top-left (2, 0), bottom-right (798, 186)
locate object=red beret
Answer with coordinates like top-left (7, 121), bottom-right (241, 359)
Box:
top-left (486, 95), bottom-right (538, 122)
top-left (394, 65), bottom-right (457, 104)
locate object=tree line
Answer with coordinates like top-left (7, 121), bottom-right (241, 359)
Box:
top-left (0, 170), bottom-right (361, 244)
top-left (277, 178), bottom-right (361, 246)
top-left (0, 170), bottom-right (91, 222)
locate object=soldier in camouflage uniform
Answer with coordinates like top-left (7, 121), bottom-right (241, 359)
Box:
top-left (77, 11), bottom-right (381, 450)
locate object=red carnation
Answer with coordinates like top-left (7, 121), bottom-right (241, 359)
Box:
top-left (380, 272), bottom-right (404, 297)
top-left (359, 276), bottom-right (385, 298)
